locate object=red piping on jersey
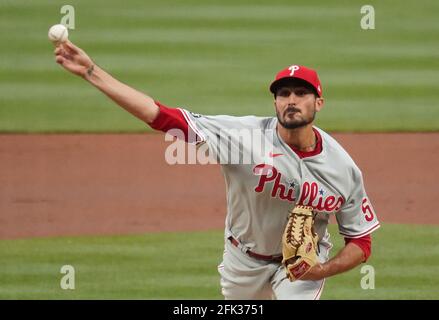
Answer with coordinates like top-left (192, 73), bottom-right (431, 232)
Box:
top-left (313, 279), bottom-right (326, 300)
top-left (344, 234), bottom-right (372, 262)
top-left (340, 222), bottom-right (380, 239)
top-left (288, 128), bottom-right (323, 159)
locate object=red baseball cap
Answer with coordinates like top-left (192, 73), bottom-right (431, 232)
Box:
top-left (269, 65), bottom-right (322, 97)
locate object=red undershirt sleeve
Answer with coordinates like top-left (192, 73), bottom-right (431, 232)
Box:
top-left (344, 234), bottom-right (372, 262)
top-left (149, 101), bottom-right (198, 143)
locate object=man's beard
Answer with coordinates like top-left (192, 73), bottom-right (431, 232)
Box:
top-left (276, 105), bottom-right (316, 129)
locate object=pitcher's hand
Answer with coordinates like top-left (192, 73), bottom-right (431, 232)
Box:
top-left (54, 41), bottom-right (94, 78)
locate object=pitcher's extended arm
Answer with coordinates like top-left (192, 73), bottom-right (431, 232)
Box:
top-left (54, 41), bottom-right (159, 124)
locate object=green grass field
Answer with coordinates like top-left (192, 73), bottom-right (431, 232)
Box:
top-left (1, 0), bottom-right (438, 132)
top-left (1, 224), bottom-right (438, 300)
top-left (1, 0), bottom-right (438, 301)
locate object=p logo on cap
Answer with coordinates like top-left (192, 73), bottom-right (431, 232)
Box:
top-left (288, 65), bottom-right (300, 76)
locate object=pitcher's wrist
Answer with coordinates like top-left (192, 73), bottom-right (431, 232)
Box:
top-left (84, 64), bottom-right (95, 80)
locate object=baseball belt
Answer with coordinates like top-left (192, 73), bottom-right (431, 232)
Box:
top-left (227, 236), bottom-right (283, 262)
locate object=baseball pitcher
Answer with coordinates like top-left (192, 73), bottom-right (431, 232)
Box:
top-left (54, 41), bottom-right (380, 300)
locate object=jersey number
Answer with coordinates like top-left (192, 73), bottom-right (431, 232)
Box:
top-left (361, 198), bottom-right (375, 222)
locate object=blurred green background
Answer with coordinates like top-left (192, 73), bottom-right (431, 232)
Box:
top-left (1, 0), bottom-right (438, 300)
top-left (1, 225), bottom-right (438, 299)
top-left (1, 0), bottom-right (438, 132)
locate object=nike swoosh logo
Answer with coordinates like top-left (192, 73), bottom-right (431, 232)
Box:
top-left (268, 152), bottom-right (284, 158)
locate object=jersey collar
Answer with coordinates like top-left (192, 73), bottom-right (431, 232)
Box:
top-left (289, 128), bottom-right (323, 159)
top-left (273, 119), bottom-right (323, 159)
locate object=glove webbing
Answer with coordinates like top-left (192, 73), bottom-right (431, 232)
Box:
top-left (285, 205), bottom-right (314, 248)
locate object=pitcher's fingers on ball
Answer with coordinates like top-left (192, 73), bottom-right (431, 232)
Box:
top-left (54, 47), bottom-right (63, 55)
top-left (54, 48), bottom-right (69, 61)
top-left (63, 40), bottom-right (79, 54)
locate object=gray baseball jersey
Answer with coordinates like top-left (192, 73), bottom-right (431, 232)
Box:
top-left (180, 110), bottom-right (380, 256)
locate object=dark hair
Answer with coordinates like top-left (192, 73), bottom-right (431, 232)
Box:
top-left (273, 78), bottom-right (319, 98)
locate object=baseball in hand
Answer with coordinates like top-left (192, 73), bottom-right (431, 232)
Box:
top-left (48, 24), bottom-right (68, 44)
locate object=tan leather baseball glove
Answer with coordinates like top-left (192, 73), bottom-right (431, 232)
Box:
top-left (282, 205), bottom-right (319, 281)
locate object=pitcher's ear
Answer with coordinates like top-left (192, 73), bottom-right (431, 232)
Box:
top-left (315, 98), bottom-right (325, 112)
